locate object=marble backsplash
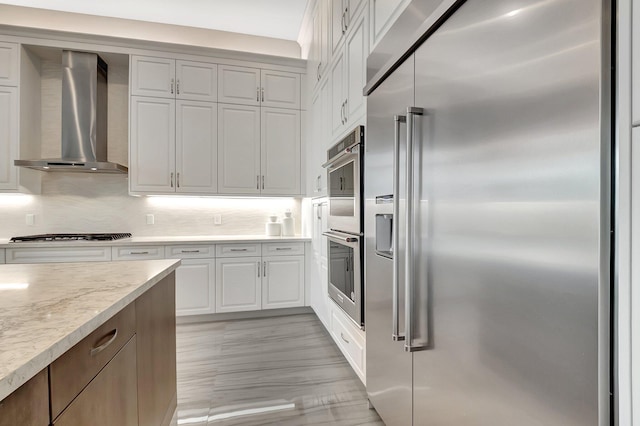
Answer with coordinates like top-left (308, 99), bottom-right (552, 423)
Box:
top-left (0, 173), bottom-right (302, 238)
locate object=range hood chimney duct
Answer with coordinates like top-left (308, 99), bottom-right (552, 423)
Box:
top-left (15, 50), bottom-right (128, 174)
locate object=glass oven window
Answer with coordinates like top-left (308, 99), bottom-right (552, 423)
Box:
top-left (329, 240), bottom-right (355, 302)
top-left (328, 161), bottom-right (355, 217)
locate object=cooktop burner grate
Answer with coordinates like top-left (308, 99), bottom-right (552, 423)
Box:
top-left (10, 233), bottom-right (132, 242)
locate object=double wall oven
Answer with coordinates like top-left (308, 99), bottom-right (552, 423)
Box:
top-left (323, 126), bottom-right (364, 328)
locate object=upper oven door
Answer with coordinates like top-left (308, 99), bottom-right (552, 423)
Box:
top-left (326, 145), bottom-right (361, 234)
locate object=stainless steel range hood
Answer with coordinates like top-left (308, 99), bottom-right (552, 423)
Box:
top-left (15, 50), bottom-right (128, 174)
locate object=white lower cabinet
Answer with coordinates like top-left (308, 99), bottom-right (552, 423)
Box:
top-left (216, 257), bottom-right (262, 312)
top-left (262, 256), bottom-right (305, 309)
top-left (175, 258), bottom-right (216, 316)
top-left (330, 300), bottom-right (365, 383)
top-left (5, 247), bottom-right (112, 264)
top-left (165, 244), bottom-right (217, 316)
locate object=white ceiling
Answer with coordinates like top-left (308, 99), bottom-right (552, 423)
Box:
top-left (0, 0), bottom-right (310, 41)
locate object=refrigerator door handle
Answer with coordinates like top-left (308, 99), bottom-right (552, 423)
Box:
top-left (405, 106), bottom-right (427, 352)
top-left (393, 114), bottom-right (406, 342)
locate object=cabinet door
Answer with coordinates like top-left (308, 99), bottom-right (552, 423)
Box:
top-left (130, 56), bottom-right (176, 98)
top-left (330, 52), bottom-right (346, 138)
top-left (218, 65), bottom-right (261, 106)
top-left (176, 100), bottom-right (218, 193)
top-left (307, 89), bottom-right (322, 196)
top-left (347, 0), bottom-right (365, 26)
top-left (310, 5), bottom-right (322, 84)
top-left (331, 0), bottom-right (346, 55)
top-left (175, 258), bottom-right (216, 316)
top-left (0, 42), bottom-right (18, 86)
top-left (176, 61), bottom-right (217, 102)
top-left (0, 369), bottom-right (48, 426)
top-left (0, 87), bottom-right (18, 191)
top-left (216, 257), bottom-right (262, 312)
top-left (54, 337), bottom-right (138, 426)
top-left (261, 70), bottom-right (300, 109)
top-left (217, 103), bottom-right (261, 194)
top-left (130, 97), bottom-right (175, 193)
top-left (345, 9), bottom-right (367, 125)
top-left (262, 256), bottom-right (305, 309)
top-left (261, 107), bottom-right (301, 195)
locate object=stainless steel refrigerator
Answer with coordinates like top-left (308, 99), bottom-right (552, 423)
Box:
top-left (364, 0), bottom-right (611, 425)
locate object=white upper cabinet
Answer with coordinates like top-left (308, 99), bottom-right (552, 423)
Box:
top-left (131, 56), bottom-right (217, 101)
top-left (261, 107), bottom-right (301, 195)
top-left (310, 0), bottom-right (330, 85)
top-left (345, 9), bottom-right (368, 123)
top-left (129, 96), bottom-right (175, 192)
top-left (219, 65), bottom-right (300, 109)
top-left (0, 87), bottom-right (18, 190)
top-left (0, 42), bottom-right (18, 87)
top-left (131, 56), bottom-right (176, 98)
top-left (175, 100), bottom-right (218, 193)
top-left (331, 0), bottom-right (366, 57)
top-left (261, 70), bottom-right (301, 109)
top-left (217, 103), bottom-right (261, 194)
top-left (218, 65), bottom-right (261, 106)
top-left (330, 52), bottom-right (345, 137)
top-left (175, 61), bottom-right (218, 102)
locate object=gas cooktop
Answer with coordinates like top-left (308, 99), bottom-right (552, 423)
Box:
top-left (10, 233), bottom-right (132, 242)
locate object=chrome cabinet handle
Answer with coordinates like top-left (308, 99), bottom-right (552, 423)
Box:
top-left (170, 78), bottom-right (174, 94)
top-left (257, 86), bottom-right (260, 102)
top-left (341, 10), bottom-right (346, 34)
top-left (170, 172), bottom-right (174, 188)
top-left (340, 102), bottom-right (345, 124)
top-left (261, 87), bottom-right (265, 102)
top-left (275, 247), bottom-right (292, 251)
top-left (90, 329), bottom-right (118, 356)
top-left (340, 332), bottom-right (350, 344)
top-left (257, 175), bottom-right (260, 190)
top-left (230, 248), bottom-right (248, 252)
top-left (258, 261), bottom-right (261, 277)
top-left (176, 79), bottom-right (180, 95)
top-left (181, 250), bottom-right (200, 253)
top-left (263, 261), bottom-right (267, 277)
top-left (344, 99), bottom-right (348, 122)
top-left (393, 114), bottom-right (406, 342)
top-left (344, 6), bottom-right (349, 31)
top-left (405, 106), bottom-right (425, 353)
top-left (129, 251), bottom-right (149, 255)
top-left (262, 175), bottom-right (265, 190)
top-left (317, 63), bottom-right (321, 81)
top-left (177, 172), bottom-right (180, 188)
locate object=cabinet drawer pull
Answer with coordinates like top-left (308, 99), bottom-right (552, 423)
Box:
top-left (261, 87), bottom-right (265, 102)
top-left (257, 86), bottom-right (260, 102)
top-left (275, 247), bottom-right (292, 251)
top-left (181, 249), bottom-right (201, 253)
top-left (90, 329), bottom-right (118, 356)
top-left (263, 261), bottom-right (267, 277)
top-left (129, 251), bottom-right (149, 255)
top-left (257, 261), bottom-right (261, 277)
top-left (230, 248), bottom-right (248, 252)
top-left (340, 332), bottom-right (350, 344)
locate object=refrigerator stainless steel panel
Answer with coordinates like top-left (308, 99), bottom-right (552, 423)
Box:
top-left (365, 57), bottom-right (414, 426)
top-left (410, 0), bottom-right (608, 424)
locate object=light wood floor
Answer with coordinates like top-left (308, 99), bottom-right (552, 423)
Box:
top-left (175, 313), bottom-right (384, 425)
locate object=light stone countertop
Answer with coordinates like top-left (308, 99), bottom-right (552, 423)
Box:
top-left (0, 235), bottom-right (310, 248)
top-left (0, 259), bottom-right (180, 402)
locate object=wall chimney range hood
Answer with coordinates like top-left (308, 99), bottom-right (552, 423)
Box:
top-left (15, 50), bottom-right (128, 174)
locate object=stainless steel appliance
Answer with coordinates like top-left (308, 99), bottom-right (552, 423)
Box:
top-left (15, 50), bottom-right (128, 173)
top-left (10, 233), bottom-right (132, 242)
top-left (323, 126), bottom-right (365, 327)
top-left (323, 126), bottom-right (364, 235)
top-left (365, 0), bottom-right (611, 425)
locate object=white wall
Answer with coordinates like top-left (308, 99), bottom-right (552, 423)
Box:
top-left (0, 4), bottom-right (302, 59)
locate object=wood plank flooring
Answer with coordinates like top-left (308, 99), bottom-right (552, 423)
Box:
top-left (175, 313), bottom-right (383, 425)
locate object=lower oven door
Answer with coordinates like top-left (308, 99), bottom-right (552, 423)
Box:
top-left (323, 230), bottom-right (363, 327)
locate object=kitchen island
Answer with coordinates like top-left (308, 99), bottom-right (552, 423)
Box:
top-left (0, 259), bottom-right (180, 425)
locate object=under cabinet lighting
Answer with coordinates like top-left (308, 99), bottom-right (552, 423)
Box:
top-left (0, 283), bottom-right (29, 290)
top-left (0, 194), bottom-right (34, 206)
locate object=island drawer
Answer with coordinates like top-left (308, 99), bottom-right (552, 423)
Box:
top-left (5, 247), bottom-right (111, 264)
top-left (262, 242), bottom-right (304, 256)
top-left (50, 303), bottom-right (136, 420)
top-left (112, 245), bottom-right (165, 260)
top-left (165, 244), bottom-right (216, 259)
top-left (216, 243), bottom-right (261, 258)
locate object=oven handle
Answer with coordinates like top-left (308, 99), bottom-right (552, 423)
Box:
top-left (321, 143), bottom-right (361, 169)
top-left (393, 114), bottom-right (406, 342)
top-left (322, 231), bottom-right (359, 243)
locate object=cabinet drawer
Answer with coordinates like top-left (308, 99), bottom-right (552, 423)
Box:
top-left (330, 304), bottom-right (364, 375)
top-left (50, 303), bottom-right (136, 420)
top-left (111, 245), bottom-right (164, 260)
top-left (216, 243), bottom-right (261, 257)
top-left (5, 247), bottom-right (111, 263)
top-left (165, 244), bottom-right (215, 259)
top-left (262, 242), bottom-right (304, 256)
top-left (0, 369), bottom-right (48, 426)
top-left (54, 336), bottom-right (139, 426)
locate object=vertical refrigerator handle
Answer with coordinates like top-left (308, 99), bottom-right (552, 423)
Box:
top-left (405, 106), bottom-right (427, 353)
top-left (392, 114), bottom-right (406, 342)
